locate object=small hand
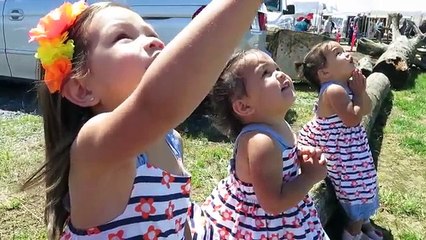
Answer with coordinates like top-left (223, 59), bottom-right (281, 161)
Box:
top-left (298, 146), bottom-right (322, 163)
top-left (299, 147), bottom-right (327, 184)
top-left (349, 68), bottom-right (366, 95)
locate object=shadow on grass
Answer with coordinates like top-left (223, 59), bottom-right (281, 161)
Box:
top-left (0, 81), bottom-right (38, 114)
top-left (325, 206), bottom-right (394, 240)
top-left (394, 69), bottom-right (421, 91)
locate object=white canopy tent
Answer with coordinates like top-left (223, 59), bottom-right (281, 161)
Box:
top-left (331, 0), bottom-right (425, 21)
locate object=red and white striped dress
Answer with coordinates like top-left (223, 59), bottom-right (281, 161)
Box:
top-left (190, 124), bottom-right (328, 240)
top-left (298, 82), bottom-right (379, 221)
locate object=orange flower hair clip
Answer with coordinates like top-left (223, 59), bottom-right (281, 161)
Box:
top-left (29, 0), bottom-right (88, 93)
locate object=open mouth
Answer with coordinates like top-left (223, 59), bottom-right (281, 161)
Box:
top-left (281, 80), bottom-right (290, 92)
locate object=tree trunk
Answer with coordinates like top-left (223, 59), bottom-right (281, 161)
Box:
top-left (357, 38), bottom-right (388, 58)
top-left (358, 56), bottom-right (374, 77)
top-left (372, 13), bottom-right (426, 89)
top-left (268, 29), bottom-right (332, 81)
top-left (361, 73), bottom-right (391, 135)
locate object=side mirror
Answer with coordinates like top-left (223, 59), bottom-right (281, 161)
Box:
top-left (283, 4), bottom-right (295, 15)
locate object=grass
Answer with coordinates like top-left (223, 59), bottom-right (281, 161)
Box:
top-left (0, 114), bottom-right (46, 239)
top-left (1, 74), bottom-right (426, 239)
top-left (368, 72), bottom-right (426, 239)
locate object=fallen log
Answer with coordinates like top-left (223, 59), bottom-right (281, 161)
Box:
top-left (372, 13), bottom-right (426, 89)
top-left (362, 73), bottom-right (391, 135)
top-left (268, 29), bottom-right (332, 80)
top-left (358, 56), bottom-right (374, 77)
top-left (357, 38), bottom-right (388, 58)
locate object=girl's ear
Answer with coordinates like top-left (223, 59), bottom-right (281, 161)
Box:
top-left (232, 98), bottom-right (254, 118)
top-left (317, 68), bottom-right (330, 81)
top-left (61, 77), bottom-right (99, 107)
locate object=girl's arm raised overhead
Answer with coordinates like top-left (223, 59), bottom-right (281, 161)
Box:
top-left (77, 0), bottom-right (263, 164)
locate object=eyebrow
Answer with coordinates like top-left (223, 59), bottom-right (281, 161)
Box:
top-left (104, 21), bottom-right (158, 37)
top-left (255, 63), bottom-right (268, 75)
top-left (331, 46), bottom-right (344, 53)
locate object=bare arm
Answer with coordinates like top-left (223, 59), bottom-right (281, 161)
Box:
top-left (326, 85), bottom-right (365, 127)
top-left (360, 91), bottom-right (372, 116)
top-left (76, 0), bottom-right (263, 164)
top-left (247, 133), bottom-right (317, 215)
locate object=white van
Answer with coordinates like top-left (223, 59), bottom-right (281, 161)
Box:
top-left (0, 0), bottom-right (268, 82)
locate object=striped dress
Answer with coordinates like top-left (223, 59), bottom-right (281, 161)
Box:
top-left (61, 130), bottom-right (192, 240)
top-left (190, 124), bottom-right (328, 240)
top-left (298, 82), bottom-right (379, 221)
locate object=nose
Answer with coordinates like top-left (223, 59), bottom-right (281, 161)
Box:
top-left (144, 37), bottom-right (165, 53)
top-left (275, 71), bottom-right (287, 82)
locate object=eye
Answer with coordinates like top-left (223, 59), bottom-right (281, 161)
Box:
top-left (146, 33), bottom-right (159, 38)
top-left (262, 69), bottom-right (272, 77)
top-left (114, 33), bottom-right (131, 42)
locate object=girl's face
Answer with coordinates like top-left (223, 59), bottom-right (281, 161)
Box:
top-left (321, 42), bottom-right (355, 82)
top-left (237, 51), bottom-right (295, 119)
top-left (82, 7), bottom-right (165, 112)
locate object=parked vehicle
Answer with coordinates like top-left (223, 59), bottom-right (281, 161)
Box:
top-left (0, 0), bottom-right (269, 82)
top-left (264, 0), bottom-right (296, 30)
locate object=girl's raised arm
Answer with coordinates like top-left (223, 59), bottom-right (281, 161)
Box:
top-left (78, 0), bottom-right (264, 164)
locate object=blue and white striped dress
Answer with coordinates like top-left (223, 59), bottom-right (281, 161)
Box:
top-left (190, 124), bottom-right (327, 240)
top-left (298, 82), bottom-right (379, 221)
top-left (61, 130), bottom-right (191, 240)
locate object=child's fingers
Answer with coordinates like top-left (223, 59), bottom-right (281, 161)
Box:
top-left (298, 146), bottom-right (315, 156)
top-left (318, 154), bottom-right (327, 165)
top-left (315, 148), bottom-right (322, 159)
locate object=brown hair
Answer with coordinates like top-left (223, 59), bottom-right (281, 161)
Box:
top-left (22, 2), bottom-right (123, 239)
top-left (210, 49), bottom-right (259, 140)
top-left (295, 41), bottom-right (332, 91)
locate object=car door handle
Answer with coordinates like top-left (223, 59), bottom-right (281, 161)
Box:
top-left (9, 9), bottom-right (24, 21)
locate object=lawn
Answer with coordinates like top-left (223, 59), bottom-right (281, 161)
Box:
top-left (1, 73), bottom-right (425, 239)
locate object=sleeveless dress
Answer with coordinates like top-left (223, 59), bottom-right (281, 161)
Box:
top-left (298, 82), bottom-right (379, 221)
top-left (61, 130), bottom-right (192, 240)
top-left (189, 124), bottom-right (328, 240)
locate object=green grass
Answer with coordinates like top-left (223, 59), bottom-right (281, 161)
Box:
top-left (369, 72), bottom-right (426, 239)
top-left (1, 74), bottom-right (426, 239)
top-left (0, 114), bottom-right (46, 239)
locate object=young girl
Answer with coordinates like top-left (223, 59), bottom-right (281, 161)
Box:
top-left (297, 41), bottom-right (383, 240)
top-left (22, 0), bottom-right (265, 239)
top-left (189, 49), bottom-right (329, 239)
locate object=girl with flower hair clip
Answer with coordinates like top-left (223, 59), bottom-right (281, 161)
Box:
top-left (22, 0), bottom-right (265, 239)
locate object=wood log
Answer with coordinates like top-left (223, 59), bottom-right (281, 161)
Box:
top-left (358, 56), bottom-right (374, 77)
top-left (268, 29), bottom-right (332, 80)
top-left (361, 73), bottom-right (391, 135)
top-left (372, 13), bottom-right (426, 89)
top-left (356, 38), bottom-right (388, 58)
top-left (311, 72), bottom-right (391, 225)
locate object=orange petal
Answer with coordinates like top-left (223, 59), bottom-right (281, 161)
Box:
top-left (43, 58), bottom-right (71, 93)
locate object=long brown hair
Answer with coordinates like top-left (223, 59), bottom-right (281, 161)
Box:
top-left (22, 2), bottom-right (123, 239)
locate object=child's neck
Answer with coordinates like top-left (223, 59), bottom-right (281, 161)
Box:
top-left (244, 114), bottom-right (288, 130)
top-left (321, 78), bottom-right (348, 87)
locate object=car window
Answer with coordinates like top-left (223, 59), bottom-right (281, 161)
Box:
top-left (265, 0), bottom-right (280, 12)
